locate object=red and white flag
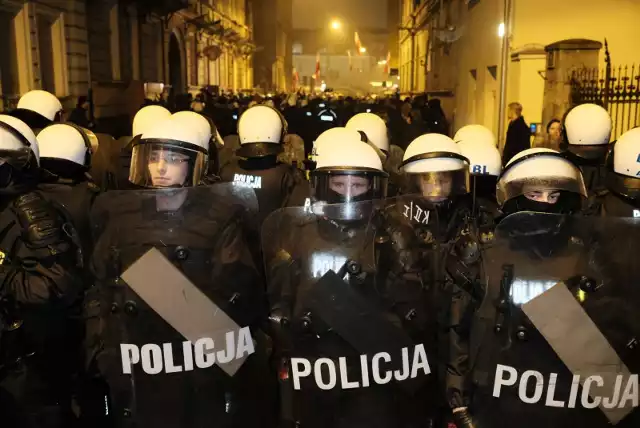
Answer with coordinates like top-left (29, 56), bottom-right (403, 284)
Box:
top-left (384, 51), bottom-right (391, 74)
top-left (354, 32), bottom-right (362, 55)
top-left (314, 52), bottom-right (321, 80)
top-left (292, 68), bottom-right (299, 90)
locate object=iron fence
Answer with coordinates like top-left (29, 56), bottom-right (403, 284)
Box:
top-left (570, 47), bottom-right (640, 140)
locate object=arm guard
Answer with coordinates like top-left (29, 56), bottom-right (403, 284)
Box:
top-left (2, 191), bottom-right (82, 306)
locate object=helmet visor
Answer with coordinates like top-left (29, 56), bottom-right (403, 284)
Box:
top-left (497, 175), bottom-right (587, 205)
top-left (310, 169), bottom-right (388, 220)
top-left (0, 121), bottom-right (36, 168)
top-left (0, 147), bottom-right (34, 168)
top-left (129, 141), bottom-right (207, 188)
top-left (404, 168), bottom-right (470, 202)
top-left (605, 171), bottom-right (640, 200)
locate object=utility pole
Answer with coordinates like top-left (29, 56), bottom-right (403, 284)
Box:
top-left (497, 0), bottom-right (512, 151)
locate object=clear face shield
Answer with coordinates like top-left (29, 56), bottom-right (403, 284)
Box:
top-left (498, 152), bottom-right (587, 215)
top-left (310, 168), bottom-right (389, 221)
top-left (129, 140), bottom-right (208, 188)
top-left (401, 152), bottom-right (471, 204)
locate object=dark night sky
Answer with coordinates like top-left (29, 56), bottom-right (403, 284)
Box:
top-left (292, 0), bottom-right (389, 30)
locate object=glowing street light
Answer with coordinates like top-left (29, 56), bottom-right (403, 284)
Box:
top-left (330, 19), bottom-right (342, 30)
top-left (498, 22), bottom-right (505, 38)
top-left (359, 47), bottom-right (367, 54)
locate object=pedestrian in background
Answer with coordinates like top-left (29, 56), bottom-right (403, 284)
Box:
top-left (68, 95), bottom-right (92, 129)
top-left (502, 101), bottom-right (531, 166)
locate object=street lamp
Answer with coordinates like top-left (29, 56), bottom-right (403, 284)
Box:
top-left (498, 23), bottom-right (505, 38)
top-left (359, 47), bottom-right (367, 54)
top-left (330, 19), bottom-right (341, 30)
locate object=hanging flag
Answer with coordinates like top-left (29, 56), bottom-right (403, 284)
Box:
top-left (314, 52), bottom-right (321, 80)
top-left (292, 67), bottom-right (299, 90)
top-left (354, 32), bottom-right (362, 55)
top-left (384, 51), bottom-right (391, 75)
top-left (348, 50), bottom-right (353, 71)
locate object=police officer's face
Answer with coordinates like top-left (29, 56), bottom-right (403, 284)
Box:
top-left (148, 149), bottom-right (189, 187)
top-left (419, 174), bottom-right (453, 202)
top-left (524, 190), bottom-right (560, 204)
top-left (329, 175), bottom-right (371, 197)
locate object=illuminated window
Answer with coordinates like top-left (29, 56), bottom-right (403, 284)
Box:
top-left (293, 42), bottom-right (303, 55)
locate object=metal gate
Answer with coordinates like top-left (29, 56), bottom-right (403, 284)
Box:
top-left (570, 43), bottom-right (640, 140)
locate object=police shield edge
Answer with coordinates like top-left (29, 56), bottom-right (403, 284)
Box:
top-left (88, 184), bottom-right (267, 427)
top-left (261, 197), bottom-right (435, 428)
top-left (473, 211), bottom-right (640, 428)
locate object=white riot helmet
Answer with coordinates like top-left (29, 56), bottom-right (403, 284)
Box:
top-left (459, 140), bottom-right (501, 201)
top-left (454, 124), bottom-right (496, 147)
top-left (402, 133), bottom-right (470, 202)
top-left (12, 90), bottom-right (63, 131)
top-left (498, 148), bottom-right (586, 214)
top-left (562, 103), bottom-right (612, 160)
top-left (458, 141), bottom-right (502, 177)
top-left (171, 111), bottom-right (214, 147)
top-left (38, 123), bottom-right (96, 171)
top-left (129, 117), bottom-right (209, 188)
top-left (132, 105), bottom-right (172, 137)
top-left (311, 127), bottom-right (388, 220)
top-left (605, 127), bottom-right (640, 200)
top-left (0, 114), bottom-right (40, 169)
top-left (346, 113), bottom-right (390, 159)
top-left (237, 105), bottom-right (287, 158)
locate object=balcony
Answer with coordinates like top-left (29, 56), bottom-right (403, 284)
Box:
top-left (132, 0), bottom-right (189, 16)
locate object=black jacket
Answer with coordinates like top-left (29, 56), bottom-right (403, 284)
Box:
top-left (502, 116), bottom-right (531, 166)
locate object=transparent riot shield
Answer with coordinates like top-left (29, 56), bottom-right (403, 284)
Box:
top-left (86, 184), bottom-right (274, 428)
top-left (470, 211), bottom-right (640, 428)
top-left (262, 197), bottom-right (437, 428)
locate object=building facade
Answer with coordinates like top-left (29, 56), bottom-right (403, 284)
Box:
top-left (252, 0), bottom-right (293, 92)
top-left (0, 0), bottom-right (256, 127)
top-left (399, 0), bottom-right (640, 142)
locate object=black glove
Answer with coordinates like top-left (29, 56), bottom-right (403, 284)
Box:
top-left (452, 408), bottom-right (477, 428)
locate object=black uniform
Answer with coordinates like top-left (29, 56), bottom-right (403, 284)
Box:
top-left (263, 198), bottom-right (436, 428)
top-left (37, 168), bottom-right (100, 270)
top-left (220, 156), bottom-right (308, 225)
top-left (83, 184), bottom-right (274, 428)
top-left (0, 183), bottom-right (84, 428)
top-left (462, 212), bottom-right (640, 428)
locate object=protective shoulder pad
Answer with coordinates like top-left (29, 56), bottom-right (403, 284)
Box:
top-left (12, 191), bottom-right (68, 249)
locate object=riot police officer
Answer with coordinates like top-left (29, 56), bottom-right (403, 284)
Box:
top-left (37, 123), bottom-right (100, 270)
top-left (9, 90), bottom-right (63, 132)
top-left (600, 127), bottom-right (640, 217)
top-left (397, 134), bottom-right (477, 425)
top-left (346, 112), bottom-right (390, 160)
top-left (84, 117), bottom-right (271, 427)
top-left (561, 103), bottom-right (612, 194)
top-left (0, 115), bottom-right (84, 428)
top-left (453, 148), bottom-right (601, 428)
top-left (265, 127), bottom-right (438, 428)
top-left (220, 104), bottom-right (307, 224)
top-left (457, 126), bottom-right (502, 229)
top-left (111, 105), bottom-right (173, 190)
